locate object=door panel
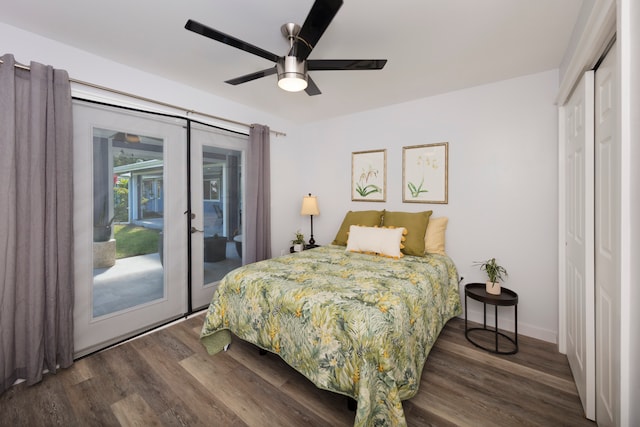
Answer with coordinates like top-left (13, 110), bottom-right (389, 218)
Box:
top-left (190, 123), bottom-right (247, 310)
top-left (594, 43), bottom-right (619, 427)
top-left (73, 101), bottom-right (188, 357)
top-left (563, 71), bottom-right (595, 420)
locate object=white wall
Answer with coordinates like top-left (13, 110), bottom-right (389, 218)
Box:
top-left (273, 70), bottom-right (560, 343)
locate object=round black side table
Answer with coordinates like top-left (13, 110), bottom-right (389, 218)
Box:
top-left (464, 283), bottom-right (518, 355)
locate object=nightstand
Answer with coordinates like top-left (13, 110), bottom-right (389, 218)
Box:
top-left (289, 244), bottom-right (320, 253)
top-left (464, 283), bottom-right (518, 355)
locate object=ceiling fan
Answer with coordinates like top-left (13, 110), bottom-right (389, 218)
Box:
top-left (184, 0), bottom-right (387, 96)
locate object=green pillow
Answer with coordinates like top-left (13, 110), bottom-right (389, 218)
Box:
top-left (332, 210), bottom-right (384, 246)
top-left (382, 211), bottom-right (432, 256)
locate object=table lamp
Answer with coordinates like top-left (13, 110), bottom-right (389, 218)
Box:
top-left (300, 193), bottom-right (319, 247)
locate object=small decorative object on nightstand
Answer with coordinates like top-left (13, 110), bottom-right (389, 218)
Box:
top-left (464, 283), bottom-right (518, 354)
top-left (291, 230), bottom-right (305, 252)
top-left (474, 257), bottom-right (508, 295)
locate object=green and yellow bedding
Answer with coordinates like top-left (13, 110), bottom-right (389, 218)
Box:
top-left (200, 245), bottom-right (462, 427)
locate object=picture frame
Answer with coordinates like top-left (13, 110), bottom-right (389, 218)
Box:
top-left (352, 149), bottom-right (386, 202)
top-left (210, 178), bottom-right (220, 201)
top-left (402, 142), bottom-right (448, 204)
top-left (203, 177), bottom-right (221, 201)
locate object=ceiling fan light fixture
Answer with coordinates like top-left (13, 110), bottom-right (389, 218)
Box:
top-left (125, 133), bottom-right (140, 143)
top-left (277, 56), bottom-right (308, 92)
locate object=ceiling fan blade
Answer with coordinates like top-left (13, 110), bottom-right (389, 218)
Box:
top-left (225, 67), bottom-right (277, 85)
top-left (305, 75), bottom-right (322, 96)
top-left (185, 19), bottom-right (280, 63)
top-left (293, 0), bottom-right (343, 61)
top-left (308, 59), bottom-right (387, 71)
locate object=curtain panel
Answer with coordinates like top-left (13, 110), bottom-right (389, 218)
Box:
top-left (244, 124), bottom-right (271, 264)
top-left (0, 54), bottom-right (74, 394)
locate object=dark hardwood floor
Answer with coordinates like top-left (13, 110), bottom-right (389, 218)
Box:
top-left (0, 315), bottom-right (595, 426)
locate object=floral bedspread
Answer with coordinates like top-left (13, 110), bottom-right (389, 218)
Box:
top-left (200, 245), bottom-right (462, 427)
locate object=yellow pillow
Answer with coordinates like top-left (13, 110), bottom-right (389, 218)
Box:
top-left (346, 225), bottom-right (406, 259)
top-left (424, 217), bottom-right (448, 255)
top-left (382, 210), bottom-right (432, 256)
top-left (332, 210), bottom-right (384, 246)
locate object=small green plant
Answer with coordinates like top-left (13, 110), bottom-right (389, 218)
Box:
top-left (356, 165), bottom-right (382, 197)
top-left (474, 258), bottom-right (508, 284)
top-left (356, 183), bottom-right (382, 197)
top-left (407, 178), bottom-right (428, 198)
top-left (291, 230), bottom-right (305, 245)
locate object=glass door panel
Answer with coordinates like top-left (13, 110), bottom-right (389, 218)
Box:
top-left (92, 128), bottom-right (165, 317)
top-left (73, 101), bottom-right (188, 357)
top-left (190, 124), bottom-right (247, 310)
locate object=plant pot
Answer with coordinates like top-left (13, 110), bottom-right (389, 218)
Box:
top-left (233, 234), bottom-right (242, 258)
top-left (486, 281), bottom-right (501, 295)
top-left (204, 236), bottom-right (227, 262)
top-left (93, 239), bottom-right (116, 268)
top-left (93, 225), bottom-right (112, 242)
top-left (293, 243), bottom-right (304, 252)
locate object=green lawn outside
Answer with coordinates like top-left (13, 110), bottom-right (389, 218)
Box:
top-left (114, 224), bottom-right (160, 259)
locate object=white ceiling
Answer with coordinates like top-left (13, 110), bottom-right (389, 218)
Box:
top-left (1, 0), bottom-right (584, 123)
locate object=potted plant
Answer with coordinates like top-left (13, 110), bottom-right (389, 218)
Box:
top-left (474, 257), bottom-right (508, 295)
top-left (93, 209), bottom-right (116, 268)
top-left (291, 230), bottom-right (305, 252)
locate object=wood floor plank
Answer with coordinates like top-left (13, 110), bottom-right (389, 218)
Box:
top-left (0, 376), bottom-right (78, 426)
top-left (225, 338), bottom-right (302, 389)
top-left (111, 393), bottom-right (164, 427)
top-left (108, 337), bottom-right (216, 426)
top-left (229, 340), bottom-right (355, 426)
top-left (0, 316), bottom-right (595, 427)
top-left (64, 375), bottom-right (123, 426)
top-left (181, 351), bottom-right (331, 427)
top-left (131, 327), bottom-right (246, 426)
top-left (436, 339), bottom-right (579, 395)
top-left (441, 319), bottom-right (575, 381)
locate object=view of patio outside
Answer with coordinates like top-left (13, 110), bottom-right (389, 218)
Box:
top-left (91, 128), bottom-right (243, 317)
top-left (92, 129), bottom-right (166, 317)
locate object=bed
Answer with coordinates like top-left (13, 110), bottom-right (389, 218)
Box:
top-left (200, 214), bottom-right (462, 427)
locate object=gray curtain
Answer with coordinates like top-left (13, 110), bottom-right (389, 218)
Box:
top-left (0, 54), bottom-right (74, 394)
top-left (244, 124), bottom-right (271, 264)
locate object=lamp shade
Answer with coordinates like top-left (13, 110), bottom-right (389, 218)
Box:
top-left (300, 194), bottom-right (319, 216)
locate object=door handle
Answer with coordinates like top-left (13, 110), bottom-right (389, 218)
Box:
top-left (191, 226), bottom-right (203, 233)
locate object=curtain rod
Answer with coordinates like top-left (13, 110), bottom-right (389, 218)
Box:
top-left (0, 58), bottom-right (287, 137)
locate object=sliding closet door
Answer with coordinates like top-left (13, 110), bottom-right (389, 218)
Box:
top-left (73, 101), bottom-right (188, 357)
top-left (563, 71), bottom-right (595, 420)
top-left (594, 43), bottom-right (619, 427)
top-left (190, 123), bottom-right (247, 310)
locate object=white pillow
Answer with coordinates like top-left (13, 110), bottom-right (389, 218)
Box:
top-left (345, 225), bottom-right (405, 259)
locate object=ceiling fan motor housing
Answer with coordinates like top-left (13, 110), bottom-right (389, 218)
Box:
top-left (277, 56), bottom-right (308, 91)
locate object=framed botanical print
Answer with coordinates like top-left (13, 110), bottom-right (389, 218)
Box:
top-left (402, 142), bottom-right (448, 204)
top-left (352, 149), bottom-right (386, 202)
top-left (203, 176), bottom-right (221, 201)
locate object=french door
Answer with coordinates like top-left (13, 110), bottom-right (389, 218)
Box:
top-left (73, 101), bottom-right (188, 357)
top-left (189, 122), bottom-right (246, 310)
